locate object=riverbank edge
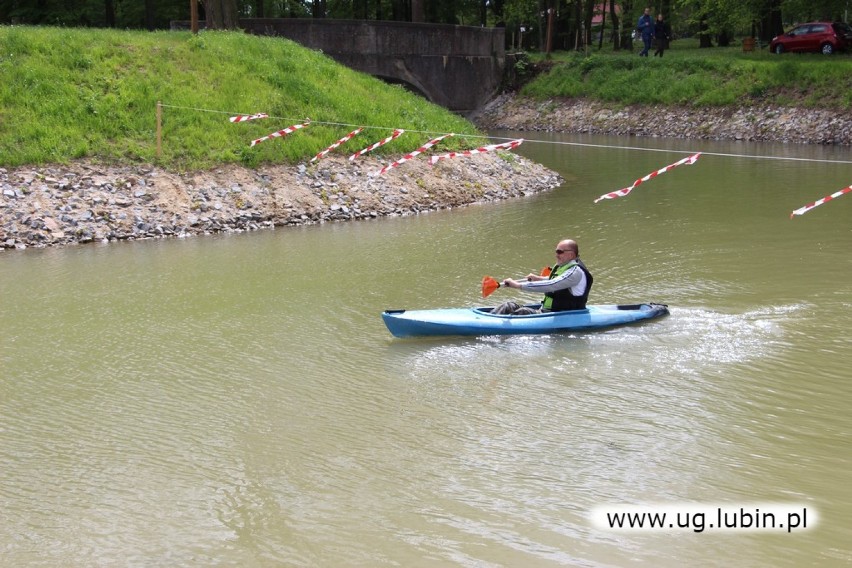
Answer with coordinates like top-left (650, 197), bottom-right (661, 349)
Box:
top-left (4, 94), bottom-right (850, 252)
top-left (0, 153), bottom-right (562, 251)
top-left (472, 94), bottom-right (852, 145)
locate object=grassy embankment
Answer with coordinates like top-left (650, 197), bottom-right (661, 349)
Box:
top-left (523, 39), bottom-right (852, 110)
top-left (0, 26), bottom-right (479, 169)
top-left (4, 27), bottom-right (850, 170)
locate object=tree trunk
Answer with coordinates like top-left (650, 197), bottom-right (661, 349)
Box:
top-left (354, 0), bottom-right (367, 20)
top-left (699, 14), bottom-right (713, 47)
top-left (609, 0), bottom-right (620, 50)
top-left (620, 0), bottom-right (633, 51)
top-left (144, 0), bottom-right (155, 30)
top-left (759, 0), bottom-right (784, 43)
top-left (583, 0), bottom-right (595, 51)
top-left (411, 0), bottom-right (424, 22)
top-left (104, 0), bottom-right (115, 27)
top-left (391, 0), bottom-right (408, 21)
top-left (546, 2), bottom-right (555, 53)
top-left (255, 0), bottom-right (264, 18)
top-left (492, 0), bottom-right (505, 20)
top-left (205, 0), bottom-right (239, 30)
top-left (312, 0), bottom-right (327, 18)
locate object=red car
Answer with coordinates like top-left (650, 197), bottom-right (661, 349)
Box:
top-left (770, 21), bottom-right (852, 55)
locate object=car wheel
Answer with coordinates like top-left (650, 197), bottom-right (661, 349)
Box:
top-left (821, 43), bottom-right (834, 55)
top-left (774, 44), bottom-right (784, 54)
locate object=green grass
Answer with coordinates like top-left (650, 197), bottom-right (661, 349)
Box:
top-left (523, 40), bottom-right (852, 109)
top-left (0, 26), bottom-right (480, 169)
top-left (5, 27), bottom-right (849, 169)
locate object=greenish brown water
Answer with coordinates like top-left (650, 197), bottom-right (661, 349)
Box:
top-left (2, 133), bottom-right (851, 566)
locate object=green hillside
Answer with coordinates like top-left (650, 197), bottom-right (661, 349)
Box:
top-left (0, 26), bottom-right (479, 169)
top-left (523, 42), bottom-right (852, 109)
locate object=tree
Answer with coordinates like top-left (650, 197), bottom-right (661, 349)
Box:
top-left (758, 0), bottom-right (783, 42)
top-left (609, 0), bottom-right (621, 50)
top-left (620, 0), bottom-right (634, 50)
top-left (782, 0), bottom-right (848, 21)
top-left (206, 0), bottom-right (239, 29)
top-left (312, 0), bottom-right (325, 18)
top-left (105, 0), bottom-right (116, 26)
top-left (503, 0), bottom-right (540, 48)
top-left (144, 0), bottom-right (155, 30)
top-left (412, 0), bottom-right (424, 21)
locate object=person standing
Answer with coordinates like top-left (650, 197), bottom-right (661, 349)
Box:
top-left (637, 7), bottom-right (654, 57)
top-left (653, 13), bottom-right (671, 57)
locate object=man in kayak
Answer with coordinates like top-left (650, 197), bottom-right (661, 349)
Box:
top-left (493, 239), bottom-right (593, 315)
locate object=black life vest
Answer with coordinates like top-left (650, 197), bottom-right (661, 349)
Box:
top-left (542, 259), bottom-right (594, 311)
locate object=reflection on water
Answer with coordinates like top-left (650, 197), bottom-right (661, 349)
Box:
top-left (2, 133), bottom-right (851, 566)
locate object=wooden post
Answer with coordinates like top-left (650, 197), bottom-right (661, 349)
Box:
top-left (156, 101), bottom-right (162, 159)
top-left (190, 0), bottom-right (199, 34)
top-left (545, 8), bottom-right (555, 57)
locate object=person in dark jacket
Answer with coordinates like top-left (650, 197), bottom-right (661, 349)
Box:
top-left (494, 239), bottom-right (593, 315)
top-left (653, 14), bottom-right (671, 57)
top-left (636, 7), bottom-right (654, 56)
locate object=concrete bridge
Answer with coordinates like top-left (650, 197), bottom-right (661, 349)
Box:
top-left (235, 19), bottom-right (506, 114)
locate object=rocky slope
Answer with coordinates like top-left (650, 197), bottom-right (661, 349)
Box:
top-left (1, 153), bottom-right (561, 250)
top-left (474, 94), bottom-right (852, 145)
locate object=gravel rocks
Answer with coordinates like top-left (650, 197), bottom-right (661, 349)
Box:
top-left (474, 95), bottom-right (852, 146)
top-left (1, 153), bottom-right (562, 250)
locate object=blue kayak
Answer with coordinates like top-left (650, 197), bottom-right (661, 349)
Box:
top-left (382, 303), bottom-right (669, 338)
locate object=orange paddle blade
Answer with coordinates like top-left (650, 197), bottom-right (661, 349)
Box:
top-left (540, 266), bottom-right (552, 277)
top-left (481, 276), bottom-right (501, 298)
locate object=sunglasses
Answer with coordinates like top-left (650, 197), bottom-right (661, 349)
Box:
top-left (555, 249), bottom-right (569, 254)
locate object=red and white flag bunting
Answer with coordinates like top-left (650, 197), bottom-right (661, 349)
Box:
top-left (249, 122), bottom-right (310, 147)
top-left (594, 152), bottom-right (702, 203)
top-left (311, 127), bottom-right (364, 162)
top-left (377, 133), bottom-right (454, 175)
top-left (429, 139), bottom-right (524, 165)
top-left (230, 113), bottom-right (268, 123)
top-left (790, 184), bottom-right (852, 218)
top-left (349, 129), bottom-right (405, 161)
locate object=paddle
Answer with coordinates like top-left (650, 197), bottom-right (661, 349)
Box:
top-left (481, 266), bottom-right (552, 298)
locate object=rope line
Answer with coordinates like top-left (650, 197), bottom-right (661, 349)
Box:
top-left (158, 103), bottom-right (852, 167)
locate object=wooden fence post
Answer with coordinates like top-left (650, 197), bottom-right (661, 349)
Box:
top-left (156, 101), bottom-right (162, 159)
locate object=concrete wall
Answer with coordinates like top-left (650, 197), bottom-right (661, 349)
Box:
top-left (238, 19), bottom-right (506, 114)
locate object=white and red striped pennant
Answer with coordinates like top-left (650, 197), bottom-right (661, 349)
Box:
top-left (594, 152), bottom-right (702, 203)
top-left (249, 122), bottom-right (310, 147)
top-left (377, 133), bottom-right (454, 175)
top-left (311, 127), bottom-right (364, 162)
top-left (791, 184), bottom-right (852, 218)
top-left (230, 112), bottom-right (268, 123)
top-left (349, 129), bottom-right (405, 161)
top-left (429, 139), bottom-right (524, 165)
